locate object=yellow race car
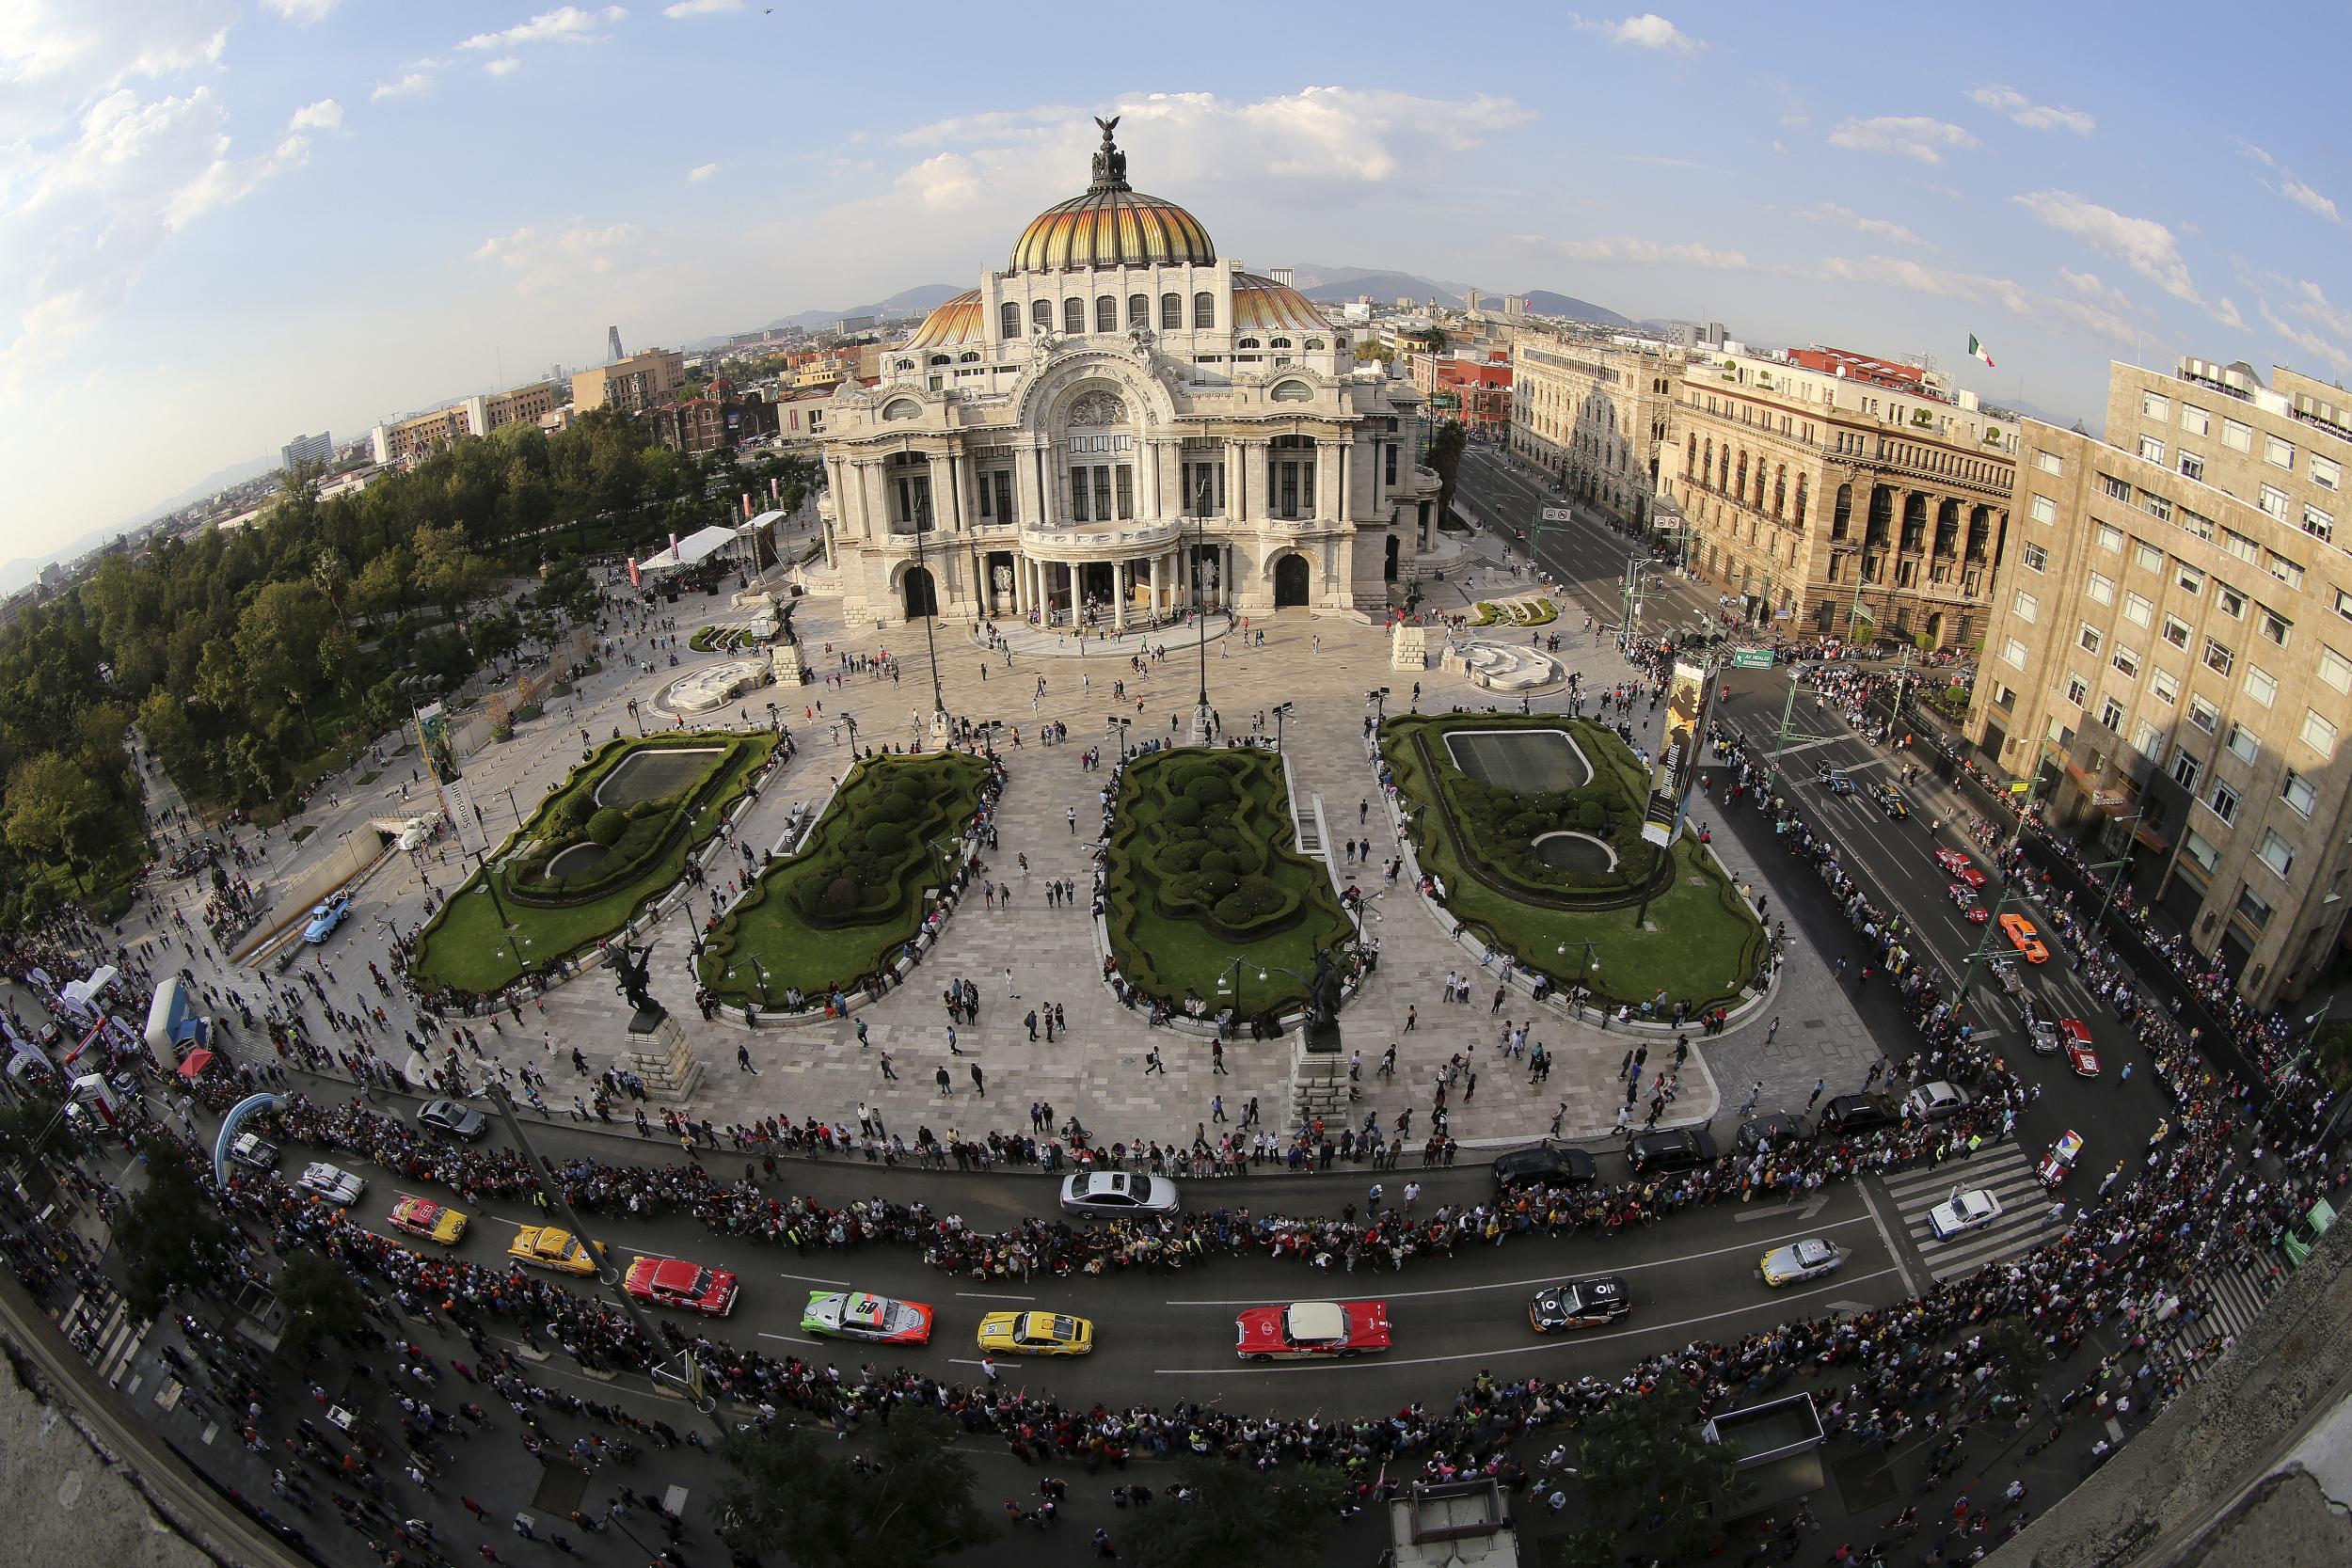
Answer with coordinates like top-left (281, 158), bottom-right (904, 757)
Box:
top-left (976, 1310), bottom-right (1094, 1356)
top-left (388, 1196), bottom-right (469, 1246)
top-left (506, 1226), bottom-right (609, 1276)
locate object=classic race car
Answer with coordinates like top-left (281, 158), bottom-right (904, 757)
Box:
top-left (977, 1311), bottom-right (1095, 1355)
top-left (801, 1290), bottom-right (935, 1345)
top-left (1934, 848), bottom-right (1988, 888)
top-left (2039, 1129), bottom-right (2087, 1187)
top-left (1999, 913), bottom-right (2050, 963)
top-left (1947, 883), bottom-right (1991, 924)
top-left (303, 892), bottom-right (352, 944)
top-left (623, 1257), bottom-right (739, 1316)
top-left (295, 1162), bottom-right (367, 1205)
top-left (2059, 1019), bottom-right (2101, 1077)
top-left (1234, 1300), bottom-right (1391, 1361)
top-left (1929, 1188), bottom-right (2006, 1241)
top-left (387, 1196), bottom-right (469, 1245)
top-left (1759, 1237), bottom-right (1847, 1288)
top-left (506, 1226), bottom-right (608, 1276)
top-left (1527, 1276), bottom-right (1631, 1332)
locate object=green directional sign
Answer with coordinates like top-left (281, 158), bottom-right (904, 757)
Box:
top-left (1730, 648), bottom-right (1775, 669)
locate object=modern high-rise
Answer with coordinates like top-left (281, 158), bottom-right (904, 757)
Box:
top-left (572, 348), bottom-right (685, 415)
top-left (281, 430), bottom-right (333, 469)
top-left (1510, 335), bottom-right (1682, 531)
top-left (1966, 356), bottom-right (2352, 1006)
top-left (1659, 346), bottom-right (2019, 647)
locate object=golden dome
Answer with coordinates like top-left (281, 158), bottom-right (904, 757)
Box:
top-left (1232, 273), bottom-right (1326, 334)
top-left (1009, 119), bottom-right (1215, 274)
top-left (905, 289), bottom-right (985, 350)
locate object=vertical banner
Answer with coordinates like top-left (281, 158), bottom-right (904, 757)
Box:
top-left (415, 704), bottom-right (488, 858)
top-left (626, 555), bottom-right (642, 589)
top-left (1642, 659), bottom-right (1708, 846)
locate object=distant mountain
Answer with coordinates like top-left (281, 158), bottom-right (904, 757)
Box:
top-left (767, 283), bottom-right (962, 332)
top-left (1, 451), bottom-right (281, 595)
top-left (1294, 269), bottom-right (1466, 309)
top-left (1518, 290), bottom-right (1629, 327)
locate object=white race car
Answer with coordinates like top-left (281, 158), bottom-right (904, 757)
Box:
top-left (1928, 1188), bottom-right (2005, 1241)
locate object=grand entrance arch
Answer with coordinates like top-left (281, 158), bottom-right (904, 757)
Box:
top-left (1272, 552), bottom-right (1311, 608)
top-left (901, 564), bottom-right (938, 619)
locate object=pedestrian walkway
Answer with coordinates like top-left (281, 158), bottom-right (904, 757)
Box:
top-left (1880, 1143), bottom-right (2056, 1283)
top-left (969, 610), bottom-right (1235, 659)
top-left (2146, 1251), bottom-right (2284, 1386)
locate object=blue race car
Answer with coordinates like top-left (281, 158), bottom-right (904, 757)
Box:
top-left (302, 892), bottom-right (352, 944)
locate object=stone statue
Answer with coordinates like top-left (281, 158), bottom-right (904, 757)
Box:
top-left (992, 563), bottom-right (1012, 594)
top-left (612, 940), bottom-right (660, 1018)
top-left (1304, 941), bottom-right (1345, 1029)
top-left (1091, 116), bottom-right (1127, 188)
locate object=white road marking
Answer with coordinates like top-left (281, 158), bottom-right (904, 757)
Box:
top-left (1152, 1268), bottom-right (1903, 1373)
top-left (776, 1272), bottom-right (851, 1285)
top-left (1161, 1212), bottom-right (1878, 1306)
top-left (1855, 1175), bottom-right (1919, 1299)
top-left (756, 1330), bottom-right (822, 1346)
top-left (954, 1291), bottom-right (1036, 1302)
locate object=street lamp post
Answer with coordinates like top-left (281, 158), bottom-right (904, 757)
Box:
top-left (1189, 481), bottom-right (1216, 746)
top-left (1271, 701), bottom-right (1294, 753)
top-left (766, 700), bottom-right (779, 736)
top-left (628, 698), bottom-right (644, 737)
top-left (914, 499), bottom-right (948, 736)
top-left (504, 786), bottom-right (520, 824)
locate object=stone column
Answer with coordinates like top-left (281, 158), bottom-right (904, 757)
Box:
top-left (1226, 437), bottom-right (1248, 522)
top-left (1113, 562), bottom-right (1127, 631)
top-left (1015, 440), bottom-right (1046, 533)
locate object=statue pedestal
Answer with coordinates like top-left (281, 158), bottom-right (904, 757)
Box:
top-left (1188, 701), bottom-right (1216, 747)
top-left (1391, 624), bottom-right (1429, 672)
top-left (1288, 1028), bottom-right (1348, 1125)
top-left (622, 1005), bottom-right (702, 1104)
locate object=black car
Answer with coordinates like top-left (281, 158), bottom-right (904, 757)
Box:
top-left (1735, 1113), bottom-right (1805, 1154)
top-left (418, 1098), bottom-right (489, 1141)
top-left (1817, 1093), bottom-right (1899, 1134)
top-left (1867, 784), bottom-right (1910, 819)
top-left (1492, 1139), bottom-right (1598, 1190)
top-left (1527, 1275), bottom-right (1631, 1333)
top-left (1626, 1127), bottom-right (1719, 1174)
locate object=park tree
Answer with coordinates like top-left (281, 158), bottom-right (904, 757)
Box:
top-left (1429, 419), bottom-right (1469, 522)
top-left (715, 1410), bottom-right (993, 1568)
top-left (1980, 1316), bottom-right (2053, 1404)
top-left (276, 1250), bottom-right (372, 1362)
top-left (4, 752), bottom-right (113, 889)
top-left (348, 545), bottom-right (413, 622)
top-left (236, 579), bottom-right (336, 705)
top-left (1577, 1383), bottom-right (1752, 1562)
top-left (411, 522), bottom-right (495, 621)
top-left (113, 1154), bottom-right (233, 1319)
top-left (1122, 1460), bottom-right (1343, 1568)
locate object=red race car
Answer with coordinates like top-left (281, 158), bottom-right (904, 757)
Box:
top-left (2061, 1022), bottom-right (2101, 1078)
top-left (1935, 848), bottom-right (1987, 888)
top-left (1234, 1300), bottom-right (1391, 1362)
top-left (1947, 883), bottom-right (1991, 924)
top-left (624, 1257), bottom-right (739, 1317)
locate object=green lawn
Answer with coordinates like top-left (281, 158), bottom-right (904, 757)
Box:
top-left (408, 732), bottom-right (775, 996)
top-left (1104, 748), bottom-right (1354, 1019)
top-left (1383, 714), bottom-right (1765, 1012)
top-left (697, 751), bottom-right (989, 1006)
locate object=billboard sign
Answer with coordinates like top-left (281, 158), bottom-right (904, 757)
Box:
top-left (415, 704), bottom-right (487, 858)
top-left (1730, 648), bottom-right (1774, 669)
top-left (1642, 659), bottom-right (1707, 846)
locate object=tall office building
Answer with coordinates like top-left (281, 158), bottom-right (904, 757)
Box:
top-left (1967, 356), bottom-right (2352, 1006)
top-left (573, 348), bottom-right (685, 414)
top-left (281, 431), bottom-right (333, 468)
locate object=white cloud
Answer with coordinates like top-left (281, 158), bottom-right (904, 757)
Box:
top-left (371, 72), bottom-right (433, 102)
top-left (2212, 296), bottom-right (2247, 332)
top-left (1515, 234), bottom-right (1756, 271)
top-left (1798, 202), bottom-right (1933, 250)
top-left (1813, 254), bottom-right (2136, 345)
top-left (1966, 86), bottom-right (2094, 135)
top-left (2012, 189), bottom-right (2201, 306)
top-left (687, 162), bottom-right (720, 182)
top-left (262, 0), bottom-right (340, 23)
top-left (287, 99), bottom-right (343, 133)
top-left (1827, 116), bottom-right (1979, 165)
top-left (2058, 269), bottom-right (2136, 313)
top-left (458, 6), bottom-right (627, 51)
top-left (0, 1), bottom-right (236, 138)
top-left (1, 86), bottom-right (308, 387)
top-left (1581, 13), bottom-right (1701, 52)
top-left (472, 222), bottom-right (644, 296)
top-left (484, 56), bottom-right (521, 76)
top-left (2258, 282), bottom-right (2352, 379)
top-left (2279, 178), bottom-right (2343, 226)
top-left (663, 0), bottom-right (741, 14)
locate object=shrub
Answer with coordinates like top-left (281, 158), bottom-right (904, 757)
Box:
top-left (863, 822), bottom-right (910, 856)
top-left (1199, 848), bottom-right (1240, 879)
top-left (586, 807), bottom-right (627, 846)
top-left (1158, 840), bottom-right (1208, 874)
top-left (1215, 876), bottom-right (1286, 926)
top-left (1163, 797), bottom-right (1204, 830)
top-left (1575, 800), bottom-right (1605, 832)
top-left (1182, 773), bottom-right (1235, 808)
top-left (813, 875), bottom-right (863, 923)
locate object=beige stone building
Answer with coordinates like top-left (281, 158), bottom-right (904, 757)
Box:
top-left (1658, 349), bottom-right (2019, 646)
top-left (1510, 335), bottom-right (1682, 530)
top-left (367, 379), bottom-right (566, 466)
top-left (1967, 357), bottom-right (2352, 1005)
top-left (814, 122), bottom-right (1441, 627)
top-left (573, 348), bottom-right (685, 414)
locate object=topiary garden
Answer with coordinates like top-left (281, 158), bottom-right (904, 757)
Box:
top-left (697, 750), bottom-right (991, 1006)
top-left (1104, 748), bottom-right (1354, 1020)
top-left (1381, 713), bottom-right (1765, 1014)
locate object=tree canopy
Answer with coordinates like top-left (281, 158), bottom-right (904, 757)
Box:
top-left (1121, 1460), bottom-right (1343, 1568)
top-left (716, 1410), bottom-right (994, 1568)
top-left (112, 1153), bottom-right (234, 1320)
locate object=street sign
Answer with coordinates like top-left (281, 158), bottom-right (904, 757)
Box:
top-left (1538, 505), bottom-right (1572, 524)
top-left (1730, 648), bottom-right (1774, 669)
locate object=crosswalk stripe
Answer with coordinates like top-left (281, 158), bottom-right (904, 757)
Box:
top-left (2147, 1254), bottom-right (2285, 1386)
top-left (1873, 1146), bottom-right (2072, 1284)
top-left (1879, 1147), bottom-right (2035, 1198)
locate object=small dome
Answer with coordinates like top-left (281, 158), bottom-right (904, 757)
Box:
top-left (1232, 273), bottom-right (1325, 334)
top-left (905, 289), bottom-right (985, 350)
top-left (1009, 119), bottom-right (1215, 274)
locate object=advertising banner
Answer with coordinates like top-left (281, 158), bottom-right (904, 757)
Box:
top-left (415, 704), bottom-right (488, 858)
top-left (1642, 659), bottom-right (1708, 846)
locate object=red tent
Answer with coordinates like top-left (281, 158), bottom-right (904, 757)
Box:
top-left (176, 1049), bottom-right (215, 1081)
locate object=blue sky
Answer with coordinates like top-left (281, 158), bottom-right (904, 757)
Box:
top-left (4, 1), bottom-right (2348, 564)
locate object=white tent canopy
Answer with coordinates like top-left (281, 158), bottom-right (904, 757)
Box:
top-left (636, 525), bottom-right (741, 577)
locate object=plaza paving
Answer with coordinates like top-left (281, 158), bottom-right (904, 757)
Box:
top-left (156, 540), bottom-right (1893, 1154)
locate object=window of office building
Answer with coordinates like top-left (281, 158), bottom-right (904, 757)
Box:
top-left (2152, 668), bottom-right (2180, 705)
top-left (2012, 589), bottom-right (2039, 623)
top-left (2181, 404), bottom-right (2210, 436)
top-left (2222, 419), bottom-right (2253, 452)
top-left (2227, 722), bottom-right (2261, 765)
top-left (2123, 591), bottom-right (2153, 627)
top-left (2034, 449), bottom-right (2064, 475)
top-left (2259, 830), bottom-right (2296, 879)
top-left (2087, 572), bottom-right (2116, 605)
top-left (2189, 694), bottom-right (2221, 734)
top-left (2207, 781), bottom-right (2239, 825)
top-left (2245, 666), bottom-right (2277, 707)
top-left (2282, 770), bottom-right (2319, 817)
top-left (2302, 708), bottom-right (2338, 758)
top-left (2135, 721), bottom-right (2166, 762)
top-left (2265, 434), bottom-right (2296, 469)
top-left (2030, 494), bottom-right (2058, 524)
top-left (2182, 828), bottom-right (2219, 873)
top-left (2237, 885), bottom-right (2273, 929)
top-left (2024, 542), bottom-right (2048, 571)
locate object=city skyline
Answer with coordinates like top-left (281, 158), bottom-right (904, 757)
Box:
top-left (3, 0), bottom-right (2345, 567)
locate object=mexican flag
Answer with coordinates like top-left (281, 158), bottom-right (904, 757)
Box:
top-left (1968, 333), bottom-right (1995, 369)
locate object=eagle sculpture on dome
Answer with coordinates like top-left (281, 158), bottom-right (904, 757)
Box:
top-left (1090, 116), bottom-right (1128, 190)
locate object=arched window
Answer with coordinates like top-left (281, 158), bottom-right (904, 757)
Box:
top-left (1794, 474), bottom-right (1808, 527)
top-left (1772, 467), bottom-right (1786, 517)
top-left (999, 302), bottom-right (1020, 341)
top-left (1687, 433), bottom-right (1698, 475)
top-left (928, 355), bottom-right (950, 367)
top-left (1699, 438), bottom-right (1711, 487)
top-left (1095, 295), bottom-right (1117, 334)
top-left (1717, 444), bottom-right (1731, 491)
top-left (958, 351), bottom-right (979, 363)
top-left (1734, 451), bottom-right (1748, 500)
top-left (1304, 338), bottom-right (1325, 350)
top-left (1236, 338), bottom-right (1261, 351)
top-left (1160, 293), bottom-right (1182, 330)
top-left (1127, 293), bottom-right (1148, 327)
top-left (1031, 299), bottom-right (1053, 332)
top-left (1269, 337), bottom-right (1292, 349)
top-left (1193, 292), bottom-right (1215, 329)
top-left (1063, 298), bottom-right (1085, 336)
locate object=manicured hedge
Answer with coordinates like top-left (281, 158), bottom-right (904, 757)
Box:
top-left (499, 737), bottom-right (739, 907)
